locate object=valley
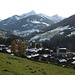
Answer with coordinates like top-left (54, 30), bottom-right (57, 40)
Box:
top-left (0, 11), bottom-right (75, 75)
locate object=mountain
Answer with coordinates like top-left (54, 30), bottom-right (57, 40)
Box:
top-left (0, 11), bottom-right (64, 37)
top-left (29, 14), bottom-right (75, 41)
top-left (0, 15), bottom-right (20, 27)
top-left (29, 14), bottom-right (75, 51)
top-left (20, 10), bottom-right (36, 19)
top-left (39, 14), bottom-right (64, 23)
top-left (0, 11), bottom-right (55, 37)
top-left (0, 27), bottom-right (22, 45)
top-left (0, 11), bottom-right (36, 26)
top-left (0, 27), bottom-right (14, 38)
top-left (0, 27), bottom-right (21, 40)
top-left (50, 14), bottom-right (64, 23)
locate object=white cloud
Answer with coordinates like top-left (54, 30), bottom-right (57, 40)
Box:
top-left (0, 0), bottom-right (75, 19)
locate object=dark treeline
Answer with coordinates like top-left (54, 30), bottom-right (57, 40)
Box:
top-left (0, 36), bottom-right (22, 45)
top-left (0, 33), bottom-right (75, 52)
top-left (47, 34), bottom-right (75, 52)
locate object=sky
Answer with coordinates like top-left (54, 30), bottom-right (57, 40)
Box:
top-left (0, 0), bottom-right (75, 19)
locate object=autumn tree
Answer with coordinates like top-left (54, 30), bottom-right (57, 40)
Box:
top-left (21, 42), bottom-right (26, 55)
top-left (11, 39), bottom-right (26, 56)
top-left (11, 40), bottom-right (18, 55)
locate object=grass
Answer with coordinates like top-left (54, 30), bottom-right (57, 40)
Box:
top-left (0, 53), bottom-right (75, 75)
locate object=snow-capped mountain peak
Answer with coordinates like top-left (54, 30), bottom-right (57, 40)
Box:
top-left (28, 10), bottom-right (36, 15)
top-left (51, 14), bottom-right (64, 23)
top-left (0, 10), bottom-right (64, 38)
top-left (20, 10), bottom-right (36, 19)
top-left (39, 14), bottom-right (64, 23)
top-left (13, 15), bottom-right (20, 20)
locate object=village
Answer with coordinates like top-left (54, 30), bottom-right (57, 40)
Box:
top-left (0, 41), bottom-right (75, 69)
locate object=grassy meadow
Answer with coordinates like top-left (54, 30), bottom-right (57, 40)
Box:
top-left (0, 53), bottom-right (75, 75)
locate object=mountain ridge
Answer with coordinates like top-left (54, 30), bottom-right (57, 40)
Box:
top-left (0, 11), bottom-right (63, 37)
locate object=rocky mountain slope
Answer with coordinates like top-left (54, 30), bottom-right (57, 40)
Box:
top-left (28, 14), bottom-right (75, 51)
top-left (29, 14), bottom-right (75, 41)
top-left (0, 28), bottom-right (11, 38)
top-left (39, 14), bottom-right (63, 23)
top-left (0, 11), bottom-right (63, 37)
top-left (0, 27), bottom-right (21, 45)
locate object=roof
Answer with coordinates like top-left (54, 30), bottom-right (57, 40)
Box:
top-left (59, 59), bottom-right (67, 63)
top-left (26, 55), bottom-right (32, 58)
top-left (26, 48), bottom-right (39, 52)
top-left (42, 54), bottom-right (49, 57)
top-left (31, 54), bottom-right (39, 57)
top-left (72, 61), bottom-right (75, 64)
top-left (58, 48), bottom-right (67, 50)
top-left (73, 57), bottom-right (75, 60)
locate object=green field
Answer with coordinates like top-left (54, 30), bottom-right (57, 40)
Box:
top-left (0, 53), bottom-right (75, 75)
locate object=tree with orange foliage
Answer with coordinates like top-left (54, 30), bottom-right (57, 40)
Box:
top-left (17, 40), bottom-right (26, 56)
top-left (11, 39), bottom-right (26, 56)
top-left (21, 42), bottom-right (26, 55)
top-left (11, 40), bottom-right (18, 55)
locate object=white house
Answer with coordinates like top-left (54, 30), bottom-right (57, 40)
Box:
top-left (56, 48), bottom-right (67, 56)
top-left (53, 48), bottom-right (67, 56)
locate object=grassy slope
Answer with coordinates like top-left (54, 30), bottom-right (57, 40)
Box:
top-left (0, 53), bottom-right (75, 75)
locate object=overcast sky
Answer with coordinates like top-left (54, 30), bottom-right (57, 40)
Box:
top-left (0, 0), bottom-right (75, 19)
